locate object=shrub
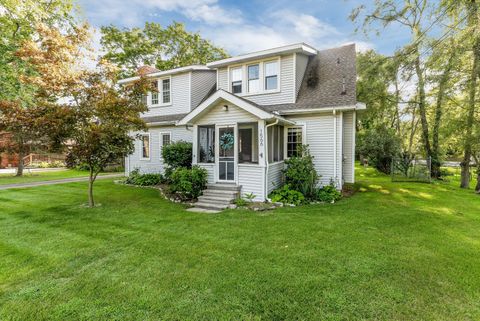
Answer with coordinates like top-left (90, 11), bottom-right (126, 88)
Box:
top-left (125, 168), bottom-right (163, 186)
top-left (317, 182), bottom-right (342, 203)
top-left (234, 197), bottom-right (248, 207)
top-left (357, 125), bottom-right (401, 174)
top-left (162, 141), bottom-right (193, 170)
top-left (283, 145), bottom-right (319, 200)
top-left (269, 184), bottom-right (305, 206)
top-left (169, 166), bottom-right (207, 200)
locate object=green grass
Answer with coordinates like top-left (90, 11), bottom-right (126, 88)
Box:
top-left (0, 166), bottom-right (479, 320)
top-left (0, 170), bottom-right (114, 186)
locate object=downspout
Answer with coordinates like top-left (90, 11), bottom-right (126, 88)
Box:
top-left (333, 109), bottom-right (337, 187)
top-left (265, 119), bottom-right (279, 201)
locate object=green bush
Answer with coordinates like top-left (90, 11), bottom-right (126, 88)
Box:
top-left (169, 166), bottom-right (207, 200)
top-left (283, 145), bottom-right (319, 200)
top-left (269, 184), bottom-right (305, 206)
top-left (161, 141), bottom-right (193, 170)
top-left (317, 182), bottom-right (342, 203)
top-left (234, 197), bottom-right (248, 207)
top-left (125, 168), bottom-right (163, 186)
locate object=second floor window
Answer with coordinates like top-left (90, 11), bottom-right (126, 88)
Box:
top-left (264, 61), bottom-right (278, 90)
top-left (248, 64), bottom-right (260, 93)
top-left (162, 78), bottom-right (171, 104)
top-left (151, 81), bottom-right (159, 105)
top-left (231, 67), bottom-right (242, 94)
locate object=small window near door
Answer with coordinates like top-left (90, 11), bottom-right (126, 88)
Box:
top-left (141, 134), bottom-right (150, 159)
top-left (161, 133), bottom-right (171, 147)
top-left (287, 127), bottom-right (303, 157)
top-left (238, 123), bottom-right (258, 164)
top-left (198, 125), bottom-right (215, 163)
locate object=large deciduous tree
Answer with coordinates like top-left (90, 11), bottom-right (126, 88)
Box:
top-left (100, 22), bottom-right (228, 77)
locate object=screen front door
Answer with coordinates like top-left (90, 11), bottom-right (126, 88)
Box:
top-left (218, 126), bottom-right (235, 182)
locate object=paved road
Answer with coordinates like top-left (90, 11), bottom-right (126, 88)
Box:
top-left (0, 174), bottom-right (124, 190)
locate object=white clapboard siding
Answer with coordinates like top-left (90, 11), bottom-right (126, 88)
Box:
top-left (238, 165), bottom-right (265, 201)
top-left (295, 53), bottom-right (309, 97)
top-left (191, 71), bottom-right (216, 109)
top-left (342, 111), bottom-right (355, 183)
top-left (216, 54), bottom-right (295, 105)
top-left (286, 113), bottom-right (338, 186)
top-left (196, 103), bottom-right (258, 125)
top-left (126, 126), bottom-right (193, 175)
top-left (336, 113), bottom-right (343, 187)
top-left (142, 72), bottom-right (191, 118)
top-left (198, 163), bottom-right (215, 183)
top-left (217, 67), bottom-right (228, 91)
top-left (267, 161), bottom-right (284, 194)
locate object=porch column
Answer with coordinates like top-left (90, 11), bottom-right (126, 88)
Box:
top-left (192, 124), bottom-right (198, 165)
top-left (258, 120), bottom-right (266, 167)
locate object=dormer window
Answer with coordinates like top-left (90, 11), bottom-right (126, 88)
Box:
top-left (231, 67), bottom-right (242, 94)
top-left (248, 64), bottom-right (260, 93)
top-left (151, 81), bottom-right (159, 105)
top-left (150, 77), bottom-right (171, 106)
top-left (264, 60), bottom-right (278, 91)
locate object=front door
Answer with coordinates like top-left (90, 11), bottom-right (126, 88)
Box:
top-left (217, 126), bottom-right (235, 182)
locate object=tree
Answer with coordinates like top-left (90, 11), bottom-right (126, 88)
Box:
top-left (0, 19), bottom-right (87, 175)
top-left (351, 0), bottom-right (435, 176)
top-left (67, 63), bottom-right (149, 207)
top-left (357, 125), bottom-right (402, 174)
top-left (100, 22), bottom-right (228, 77)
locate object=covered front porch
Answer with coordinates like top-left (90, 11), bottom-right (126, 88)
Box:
top-left (178, 90), bottom-right (298, 201)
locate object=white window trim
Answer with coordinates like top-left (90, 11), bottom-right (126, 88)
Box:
top-left (284, 124), bottom-right (306, 159)
top-left (149, 75), bottom-right (172, 107)
top-left (227, 56), bottom-right (281, 97)
top-left (140, 133), bottom-right (151, 161)
top-left (159, 132), bottom-right (171, 159)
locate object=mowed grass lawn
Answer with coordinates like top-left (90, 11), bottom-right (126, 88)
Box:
top-left (0, 169), bottom-right (114, 186)
top-left (1, 166), bottom-right (479, 320)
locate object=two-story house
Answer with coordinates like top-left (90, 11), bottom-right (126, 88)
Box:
top-left (120, 43), bottom-right (365, 206)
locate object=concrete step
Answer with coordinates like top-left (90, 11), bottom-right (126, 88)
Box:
top-left (197, 195), bottom-right (235, 203)
top-left (202, 189), bottom-right (239, 198)
top-left (194, 201), bottom-right (230, 211)
top-left (206, 183), bottom-right (241, 191)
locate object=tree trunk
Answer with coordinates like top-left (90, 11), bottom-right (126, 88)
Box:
top-left (16, 150), bottom-right (24, 177)
top-left (461, 1), bottom-right (480, 189)
top-left (414, 51), bottom-right (432, 170)
top-left (432, 51), bottom-right (455, 179)
top-left (88, 168), bottom-right (95, 207)
top-left (476, 171), bottom-right (480, 193)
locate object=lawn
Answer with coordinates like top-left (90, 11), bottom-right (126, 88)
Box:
top-left (0, 169), bottom-right (116, 186)
top-left (0, 166), bottom-right (479, 320)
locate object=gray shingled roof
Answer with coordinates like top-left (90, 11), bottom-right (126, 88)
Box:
top-left (259, 44), bottom-right (357, 112)
top-left (142, 113), bottom-right (188, 124)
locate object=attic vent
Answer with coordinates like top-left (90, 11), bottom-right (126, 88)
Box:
top-left (341, 76), bottom-right (347, 95)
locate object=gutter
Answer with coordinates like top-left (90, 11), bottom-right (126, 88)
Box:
top-left (264, 119), bottom-right (279, 201)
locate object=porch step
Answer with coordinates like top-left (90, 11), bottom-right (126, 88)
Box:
top-left (190, 183), bottom-right (242, 212)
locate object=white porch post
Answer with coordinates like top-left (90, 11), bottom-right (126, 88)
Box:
top-left (258, 119), bottom-right (266, 200)
top-left (192, 125), bottom-right (198, 165)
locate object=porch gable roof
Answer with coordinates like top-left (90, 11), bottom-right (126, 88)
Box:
top-left (177, 89), bottom-right (294, 125)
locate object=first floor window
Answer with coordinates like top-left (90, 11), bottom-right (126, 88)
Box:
top-left (161, 133), bottom-right (171, 147)
top-left (231, 67), bottom-right (242, 94)
top-left (162, 78), bottom-right (171, 104)
top-left (198, 125), bottom-right (215, 163)
top-left (264, 60), bottom-right (278, 90)
top-left (151, 81), bottom-right (159, 105)
top-left (287, 127), bottom-right (303, 157)
top-left (141, 134), bottom-right (150, 159)
top-left (268, 125), bottom-right (284, 163)
top-left (248, 64), bottom-right (260, 93)
top-left (238, 123), bottom-right (258, 164)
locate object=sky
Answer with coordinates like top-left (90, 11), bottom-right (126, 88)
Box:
top-left (75, 0), bottom-right (414, 56)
